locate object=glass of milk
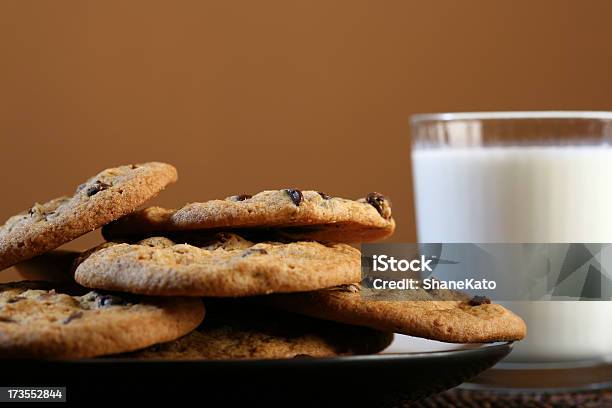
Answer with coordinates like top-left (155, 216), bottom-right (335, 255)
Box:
top-left (410, 112), bottom-right (612, 372)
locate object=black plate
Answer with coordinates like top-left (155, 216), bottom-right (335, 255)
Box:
top-left (0, 342), bottom-right (512, 405)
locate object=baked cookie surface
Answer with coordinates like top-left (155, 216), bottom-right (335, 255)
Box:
top-left (74, 233), bottom-right (361, 297)
top-left (102, 189), bottom-right (395, 242)
top-left (266, 284), bottom-right (527, 343)
top-left (123, 299), bottom-right (393, 360)
top-left (0, 162), bottom-right (178, 270)
top-left (0, 281), bottom-right (204, 358)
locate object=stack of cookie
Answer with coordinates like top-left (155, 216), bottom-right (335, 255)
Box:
top-left (0, 162), bottom-right (525, 359)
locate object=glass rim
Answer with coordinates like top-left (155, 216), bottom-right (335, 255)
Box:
top-left (411, 111), bottom-right (612, 124)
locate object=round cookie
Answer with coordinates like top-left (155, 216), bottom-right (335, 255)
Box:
top-left (74, 233), bottom-right (361, 297)
top-left (102, 189), bottom-right (395, 243)
top-left (0, 162), bottom-right (178, 271)
top-left (265, 284), bottom-right (527, 343)
top-left (123, 299), bottom-right (393, 360)
top-left (0, 281), bottom-right (204, 358)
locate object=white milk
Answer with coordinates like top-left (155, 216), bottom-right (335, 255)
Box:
top-left (411, 146), bottom-right (612, 364)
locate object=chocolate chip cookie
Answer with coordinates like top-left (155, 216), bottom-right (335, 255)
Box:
top-left (74, 233), bottom-right (361, 297)
top-left (123, 299), bottom-right (393, 360)
top-left (102, 189), bottom-right (395, 242)
top-left (265, 284), bottom-right (527, 343)
top-left (0, 162), bottom-right (178, 271)
top-left (0, 281), bottom-right (204, 358)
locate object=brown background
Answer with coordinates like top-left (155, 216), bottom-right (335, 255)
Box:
top-left (1, 0), bottom-right (612, 279)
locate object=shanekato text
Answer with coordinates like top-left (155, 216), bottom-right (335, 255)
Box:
top-left (372, 278), bottom-right (497, 290)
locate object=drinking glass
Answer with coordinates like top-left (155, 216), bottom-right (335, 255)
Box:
top-left (410, 111), bottom-right (612, 388)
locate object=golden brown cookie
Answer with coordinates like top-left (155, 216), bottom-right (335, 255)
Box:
top-left (0, 162), bottom-right (178, 271)
top-left (0, 281), bottom-right (204, 358)
top-left (265, 284), bottom-right (527, 343)
top-left (74, 233), bottom-right (361, 297)
top-left (102, 189), bottom-right (395, 243)
top-left (123, 299), bottom-right (393, 360)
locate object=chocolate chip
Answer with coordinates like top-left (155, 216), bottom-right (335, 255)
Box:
top-left (242, 248), bottom-right (268, 257)
top-left (130, 164), bottom-right (139, 169)
top-left (62, 311), bottom-right (83, 325)
top-left (0, 316), bottom-right (15, 323)
top-left (85, 181), bottom-right (112, 197)
top-left (232, 194), bottom-right (252, 201)
top-left (96, 294), bottom-right (125, 307)
top-left (213, 233), bottom-right (234, 244)
top-left (285, 189), bottom-right (303, 206)
top-left (293, 354), bottom-right (313, 359)
top-left (7, 296), bottom-right (25, 304)
top-left (148, 344), bottom-right (162, 352)
top-left (27, 208), bottom-right (35, 216)
top-left (468, 295), bottom-right (491, 306)
top-left (317, 191), bottom-right (331, 200)
top-left (366, 192), bottom-right (391, 219)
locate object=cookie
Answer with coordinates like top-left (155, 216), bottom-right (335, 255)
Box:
top-left (74, 233), bottom-right (361, 297)
top-left (265, 284), bottom-right (527, 343)
top-left (0, 281), bottom-right (204, 358)
top-left (0, 162), bottom-right (178, 271)
top-left (102, 189), bottom-right (395, 242)
top-left (123, 299), bottom-right (393, 360)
